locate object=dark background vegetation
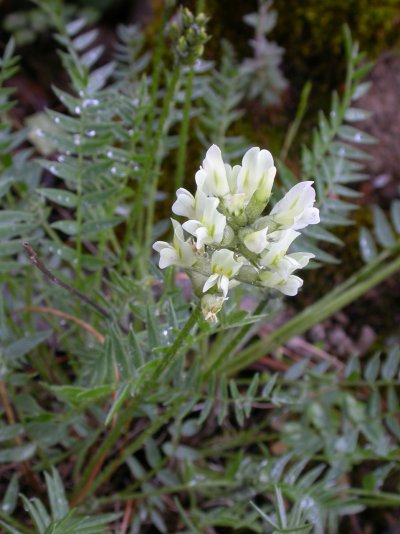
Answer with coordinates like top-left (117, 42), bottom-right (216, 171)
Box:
top-left (1, 1), bottom-right (400, 532)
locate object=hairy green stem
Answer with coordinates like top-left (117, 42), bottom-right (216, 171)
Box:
top-left (72, 303), bottom-right (201, 502)
top-left (98, 480), bottom-right (236, 504)
top-left (346, 488), bottom-right (400, 506)
top-left (142, 65), bottom-right (181, 272)
top-left (70, 406), bottom-right (134, 502)
top-left (175, 64), bottom-right (195, 190)
top-left (203, 299), bottom-right (267, 379)
top-left (279, 81), bottom-right (312, 162)
top-left (222, 250), bottom-right (400, 375)
top-left (120, 7), bottom-right (169, 268)
top-left (81, 404), bottom-right (178, 500)
top-left (144, 6), bottom-right (170, 149)
top-left (150, 302), bottom-right (202, 379)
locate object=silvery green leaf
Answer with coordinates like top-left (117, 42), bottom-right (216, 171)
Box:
top-left (87, 62), bottom-right (115, 93)
top-left (66, 18), bottom-right (87, 37)
top-left (127, 327), bottom-right (145, 368)
top-left (81, 45), bottom-right (104, 68)
top-left (105, 382), bottom-right (131, 426)
top-left (20, 495), bottom-right (50, 534)
top-left (330, 142), bottom-right (372, 160)
top-left (38, 188), bottom-right (77, 208)
top-left (284, 358), bottom-right (309, 381)
top-left (0, 443), bottom-right (36, 463)
top-left (51, 220), bottom-right (78, 235)
top-left (81, 217), bottom-right (123, 236)
top-left (318, 111), bottom-right (331, 144)
top-left (390, 200), bottom-right (400, 233)
top-left (1, 474), bottom-right (19, 515)
top-left (39, 159), bottom-right (78, 184)
top-left (0, 240), bottom-right (29, 257)
top-left (0, 424), bottom-right (24, 442)
top-left (0, 210), bottom-right (33, 224)
top-left (4, 330), bottom-right (52, 361)
top-left (163, 442), bottom-right (199, 460)
top-left (373, 205), bottom-right (396, 248)
top-left (303, 225), bottom-right (344, 246)
top-left (72, 29), bottom-right (98, 51)
top-left (275, 485), bottom-right (287, 529)
top-left (319, 212), bottom-right (353, 226)
top-left (324, 198), bottom-right (357, 212)
top-left (338, 125), bottom-right (375, 144)
top-left (344, 107), bottom-right (372, 122)
top-left (144, 437), bottom-right (162, 468)
top-left (387, 386), bottom-right (399, 412)
top-left (44, 468), bottom-right (69, 520)
top-left (345, 356), bottom-right (361, 379)
top-left (386, 416), bottom-right (400, 440)
top-left (261, 373), bottom-right (278, 399)
top-left (352, 81), bottom-right (371, 100)
top-left (359, 227), bottom-right (377, 263)
top-left (0, 222), bottom-right (38, 240)
top-left (332, 184), bottom-right (363, 198)
top-left (382, 347), bottom-right (400, 380)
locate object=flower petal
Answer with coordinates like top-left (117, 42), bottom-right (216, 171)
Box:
top-left (211, 249), bottom-right (242, 276)
top-left (153, 240), bottom-right (169, 252)
top-left (172, 188), bottom-right (195, 218)
top-left (201, 144), bottom-right (230, 197)
top-left (243, 227), bottom-right (269, 254)
top-left (219, 275), bottom-right (230, 297)
top-left (159, 247), bottom-right (178, 269)
top-left (270, 181), bottom-right (319, 230)
top-left (203, 273), bottom-right (219, 293)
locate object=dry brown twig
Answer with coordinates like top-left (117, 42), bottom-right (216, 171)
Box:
top-left (18, 306), bottom-right (105, 344)
top-left (23, 242), bottom-right (111, 320)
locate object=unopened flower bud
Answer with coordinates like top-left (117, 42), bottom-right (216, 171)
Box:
top-left (171, 7), bottom-right (209, 65)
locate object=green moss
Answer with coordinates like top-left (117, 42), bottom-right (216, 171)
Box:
top-left (272, 0), bottom-right (400, 102)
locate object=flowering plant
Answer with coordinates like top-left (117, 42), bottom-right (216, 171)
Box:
top-left (154, 144), bottom-right (320, 321)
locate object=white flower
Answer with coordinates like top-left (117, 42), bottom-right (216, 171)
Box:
top-left (243, 226), bottom-right (269, 254)
top-left (268, 252), bottom-right (314, 279)
top-left (153, 219), bottom-right (196, 269)
top-left (260, 229), bottom-right (300, 268)
top-left (182, 189), bottom-right (226, 249)
top-left (195, 146), bottom-right (277, 218)
top-left (259, 270), bottom-right (304, 296)
top-left (172, 188), bottom-right (196, 219)
top-left (270, 181), bottom-right (320, 230)
top-left (203, 249), bottom-right (242, 297)
top-left (237, 147), bottom-right (276, 204)
top-left (195, 144), bottom-right (230, 197)
top-left (155, 145), bottom-right (320, 315)
top-left (285, 252), bottom-right (315, 271)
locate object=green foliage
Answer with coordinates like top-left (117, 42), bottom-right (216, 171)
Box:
top-left (273, 0), bottom-right (400, 102)
top-left (359, 200), bottom-right (400, 263)
top-left (17, 467), bottom-right (120, 533)
top-left (278, 27), bottom-right (375, 264)
top-left (240, 0), bottom-right (288, 106)
top-left (0, 39), bottom-right (42, 275)
top-left (197, 40), bottom-right (248, 160)
top-left (0, 3), bottom-right (399, 534)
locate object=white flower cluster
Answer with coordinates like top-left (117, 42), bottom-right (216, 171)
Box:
top-left (153, 144), bottom-right (320, 321)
